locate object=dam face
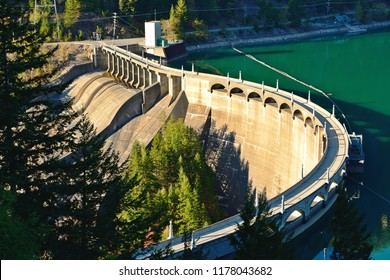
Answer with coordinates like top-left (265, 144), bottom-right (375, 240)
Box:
top-left (184, 76), bottom-right (324, 200)
top-left (61, 44), bottom-right (349, 256)
top-left (67, 68), bottom-right (324, 204)
top-left (64, 44), bottom-right (348, 237)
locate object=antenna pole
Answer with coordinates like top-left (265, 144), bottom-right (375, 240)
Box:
top-left (112, 12), bottom-right (117, 43)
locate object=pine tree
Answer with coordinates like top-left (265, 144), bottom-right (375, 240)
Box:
top-left (0, 1), bottom-right (59, 192)
top-left (0, 186), bottom-right (44, 259)
top-left (175, 165), bottom-right (209, 234)
top-left (64, 0), bottom-right (81, 28)
top-left (51, 115), bottom-right (123, 259)
top-left (230, 189), bottom-right (294, 259)
top-left (331, 189), bottom-right (373, 260)
top-left (39, 14), bottom-right (51, 38)
top-left (175, 0), bottom-right (188, 24)
top-left (119, 0), bottom-right (138, 15)
top-left (287, 0), bottom-right (304, 27)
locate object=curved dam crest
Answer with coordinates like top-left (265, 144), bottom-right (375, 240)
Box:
top-left (59, 43), bottom-right (348, 258)
top-left (66, 54), bottom-right (326, 202)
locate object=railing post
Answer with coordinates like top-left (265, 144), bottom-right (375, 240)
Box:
top-left (280, 195), bottom-right (285, 214)
top-left (168, 220), bottom-right (174, 240)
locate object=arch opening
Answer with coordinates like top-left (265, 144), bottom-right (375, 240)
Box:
top-left (211, 83), bottom-right (225, 92)
top-left (310, 194), bottom-right (325, 208)
top-left (328, 181), bottom-right (338, 193)
top-left (230, 87), bottom-right (245, 97)
top-left (279, 103), bottom-right (292, 114)
top-left (305, 117), bottom-right (314, 128)
top-left (264, 97), bottom-right (278, 108)
top-left (247, 92), bottom-right (262, 102)
top-left (293, 109), bottom-right (304, 121)
top-left (286, 209), bottom-right (305, 223)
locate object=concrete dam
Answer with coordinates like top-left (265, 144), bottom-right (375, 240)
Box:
top-left (64, 43), bottom-right (349, 258)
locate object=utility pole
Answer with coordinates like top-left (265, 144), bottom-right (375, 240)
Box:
top-left (34, 0), bottom-right (60, 35)
top-left (112, 12), bottom-right (117, 43)
top-left (327, 0), bottom-right (330, 15)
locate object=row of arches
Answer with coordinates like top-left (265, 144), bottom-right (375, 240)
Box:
top-left (283, 179), bottom-right (340, 226)
top-left (211, 83), bottom-right (318, 128)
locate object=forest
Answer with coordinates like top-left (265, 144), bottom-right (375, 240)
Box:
top-left (24, 0), bottom-right (390, 42)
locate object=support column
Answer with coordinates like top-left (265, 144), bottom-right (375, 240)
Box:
top-left (124, 60), bottom-right (130, 84)
top-left (142, 67), bottom-right (146, 88)
top-left (115, 55), bottom-right (120, 77)
top-left (130, 62), bottom-right (135, 86)
top-left (120, 57), bottom-right (125, 80)
top-left (326, 167), bottom-right (330, 184)
top-left (148, 70), bottom-right (152, 87)
top-left (110, 54), bottom-right (116, 76)
top-left (134, 64), bottom-right (140, 87)
top-left (106, 52), bottom-right (111, 72)
top-left (168, 74), bottom-right (174, 97)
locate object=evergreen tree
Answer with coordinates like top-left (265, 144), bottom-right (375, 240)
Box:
top-left (331, 188), bottom-right (373, 260)
top-left (0, 186), bottom-right (44, 259)
top-left (191, 18), bottom-right (208, 41)
top-left (161, 1), bottom-right (187, 41)
top-left (51, 115), bottom-right (123, 259)
top-left (230, 189), bottom-right (293, 259)
top-left (175, 165), bottom-right (209, 233)
top-left (64, 0), bottom-right (81, 28)
top-left (175, 0), bottom-right (188, 25)
top-left (39, 14), bottom-right (51, 38)
top-left (257, 0), bottom-right (279, 28)
top-left (119, 0), bottom-right (138, 15)
top-left (0, 1), bottom-right (59, 191)
top-left (115, 142), bottom-right (165, 258)
top-left (116, 117), bottom-right (218, 257)
top-left (0, 1), bottom-right (83, 259)
top-left (287, 0), bottom-right (304, 27)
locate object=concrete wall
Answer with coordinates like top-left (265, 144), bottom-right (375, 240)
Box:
top-left (142, 82), bottom-right (161, 114)
top-left (95, 46), bottom-right (327, 202)
top-left (52, 62), bottom-right (94, 86)
top-left (67, 72), bottom-right (143, 138)
top-left (184, 75), bottom-right (322, 200)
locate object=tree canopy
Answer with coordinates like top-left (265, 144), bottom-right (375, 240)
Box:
top-left (116, 117), bottom-right (218, 258)
top-left (230, 189), bottom-right (294, 259)
top-left (331, 188), bottom-right (373, 260)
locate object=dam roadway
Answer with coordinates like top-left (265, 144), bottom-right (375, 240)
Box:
top-left (64, 42), bottom-right (349, 259)
top-left (134, 79), bottom-right (348, 259)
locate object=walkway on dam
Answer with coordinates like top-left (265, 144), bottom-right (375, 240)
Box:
top-left (136, 93), bottom-right (348, 259)
top-left (95, 43), bottom-right (348, 259)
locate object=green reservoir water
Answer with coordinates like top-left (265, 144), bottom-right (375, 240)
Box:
top-left (171, 29), bottom-right (390, 259)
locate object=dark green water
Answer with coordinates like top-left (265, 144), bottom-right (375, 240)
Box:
top-left (171, 29), bottom-right (390, 259)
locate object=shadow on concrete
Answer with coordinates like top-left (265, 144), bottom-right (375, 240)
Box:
top-left (203, 120), bottom-right (251, 216)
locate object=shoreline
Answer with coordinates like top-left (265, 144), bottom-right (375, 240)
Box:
top-left (186, 21), bottom-right (390, 52)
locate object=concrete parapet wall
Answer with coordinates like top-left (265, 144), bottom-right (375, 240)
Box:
top-left (166, 90), bottom-right (189, 121)
top-left (142, 82), bottom-right (161, 114)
